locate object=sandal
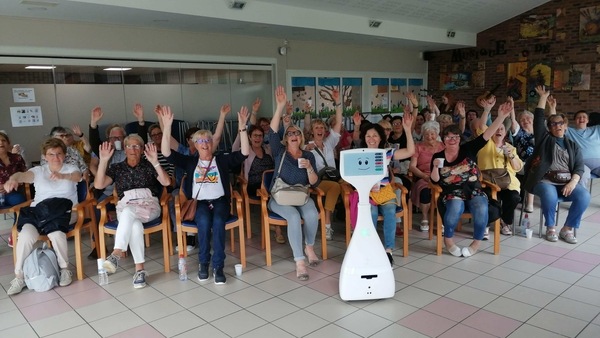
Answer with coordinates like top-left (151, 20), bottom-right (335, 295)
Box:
top-left (546, 228), bottom-right (558, 242)
top-left (559, 229), bottom-right (577, 244)
top-left (461, 246), bottom-right (477, 257)
top-left (447, 245), bottom-right (462, 257)
top-left (296, 261), bottom-right (309, 281)
top-left (275, 234), bottom-right (286, 244)
top-left (304, 247), bottom-right (321, 267)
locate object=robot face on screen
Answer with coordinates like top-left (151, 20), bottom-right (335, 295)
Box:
top-left (342, 151), bottom-right (385, 177)
top-left (357, 157), bottom-right (370, 170)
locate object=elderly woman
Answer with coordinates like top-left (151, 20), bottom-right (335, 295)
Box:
top-left (304, 89), bottom-right (344, 241)
top-left (5, 138), bottom-right (81, 295)
top-left (360, 113), bottom-right (414, 265)
top-left (510, 106), bottom-right (535, 213)
top-left (431, 101), bottom-right (511, 257)
top-left (43, 126), bottom-right (88, 175)
top-left (409, 121), bottom-right (444, 232)
top-left (0, 131), bottom-right (27, 207)
top-left (436, 114), bottom-right (454, 136)
top-left (95, 135), bottom-right (170, 289)
top-left (477, 118), bottom-right (523, 237)
top-left (267, 86), bottom-right (320, 281)
top-left (524, 86), bottom-right (590, 244)
top-left (160, 105), bottom-right (249, 285)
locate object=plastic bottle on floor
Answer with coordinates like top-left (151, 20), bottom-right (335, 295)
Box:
top-left (178, 255), bottom-right (188, 281)
top-left (521, 214), bottom-right (530, 237)
top-left (97, 258), bottom-right (109, 285)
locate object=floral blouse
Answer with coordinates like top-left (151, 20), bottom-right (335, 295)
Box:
top-left (513, 128), bottom-right (534, 161)
top-left (0, 153), bottom-right (27, 185)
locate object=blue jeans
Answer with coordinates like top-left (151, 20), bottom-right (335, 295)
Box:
top-left (268, 198), bottom-right (319, 261)
top-left (533, 182), bottom-right (590, 229)
top-left (194, 197), bottom-right (229, 269)
top-left (370, 203), bottom-right (396, 250)
top-left (443, 196), bottom-right (488, 240)
top-left (4, 191), bottom-right (26, 207)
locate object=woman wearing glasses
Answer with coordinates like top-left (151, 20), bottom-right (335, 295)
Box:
top-left (430, 101), bottom-right (511, 257)
top-left (266, 86), bottom-right (320, 281)
top-left (523, 86), bottom-right (589, 244)
top-left (159, 106), bottom-right (249, 285)
top-left (95, 135), bottom-right (171, 289)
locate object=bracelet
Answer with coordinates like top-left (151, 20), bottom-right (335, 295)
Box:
top-left (153, 163), bottom-right (160, 168)
top-left (239, 128), bottom-right (247, 132)
top-left (307, 169), bottom-right (314, 175)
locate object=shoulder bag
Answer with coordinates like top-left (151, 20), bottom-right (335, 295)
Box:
top-left (545, 170), bottom-right (571, 184)
top-left (481, 153), bottom-right (511, 189)
top-left (271, 154), bottom-right (309, 206)
top-left (313, 147), bottom-right (341, 181)
top-left (181, 157), bottom-right (211, 221)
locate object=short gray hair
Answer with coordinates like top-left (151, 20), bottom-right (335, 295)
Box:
top-left (421, 121), bottom-right (440, 135)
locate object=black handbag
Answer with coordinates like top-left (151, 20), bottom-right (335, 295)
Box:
top-left (313, 147), bottom-right (341, 181)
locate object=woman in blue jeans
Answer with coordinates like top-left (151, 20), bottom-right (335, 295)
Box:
top-left (359, 113), bottom-right (414, 266)
top-left (524, 86), bottom-right (590, 244)
top-left (431, 100), bottom-right (511, 257)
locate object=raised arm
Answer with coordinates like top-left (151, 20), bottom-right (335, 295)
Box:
top-left (144, 143), bottom-right (170, 186)
top-left (237, 106), bottom-right (250, 156)
top-left (536, 85), bottom-right (550, 110)
top-left (158, 106), bottom-right (174, 158)
top-left (283, 102), bottom-right (293, 131)
top-left (89, 106), bottom-right (103, 154)
top-left (249, 97), bottom-right (261, 126)
top-left (456, 101), bottom-right (466, 133)
top-left (406, 91), bottom-right (419, 131)
top-left (474, 95), bottom-right (496, 132)
top-left (332, 89), bottom-right (343, 134)
top-left (72, 124), bottom-right (91, 153)
top-left (508, 96), bottom-right (519, 134)
top-left (132, 103), bottom-right (148, 143)
top-left (393, 113), bottom-right (415, 160)
top-left (547, 95), bottom-right (557, 116)
top-left (93, 142), bottom-right (115, 190)
top-left (270, 86), bottom-right (287, 133)
top-left (303, 101), bottom-right (312, 135)
top-left (212, 104), bottom-right (230, 149)
top-left (351, 111), bottom-right (362, 143)
top-left (426, 95), bottom-right (440, 121)
top-left (482, 101), bottom-right (512, 141)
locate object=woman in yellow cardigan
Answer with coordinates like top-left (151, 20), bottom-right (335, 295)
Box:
top-left (477, 119), bottom-right (523, 237)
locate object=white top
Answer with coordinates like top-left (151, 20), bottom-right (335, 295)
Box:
top-left (310, 130), bottom-right (340, 171)
top-left (30, 164), bottom-right (79, 207)
top-left (192, 158), bottom-right (225, 201)
top-left (566, 125), bottom-right (600, 160)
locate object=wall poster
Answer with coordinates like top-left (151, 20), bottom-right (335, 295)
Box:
top-left (10, 106), bottom-right (43, 127)
top-left (12, 88), bottom-right (35, 103)
top-left (507, 62), bottom-right (528, 102)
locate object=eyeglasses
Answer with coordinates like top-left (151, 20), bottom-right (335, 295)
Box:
top-left (150, 132), bottom-right (163, 138)
top-left (195, 138), bottom-right (212, 144)
top-left (54, 134), bottom-right (71, 138)
top-left (250, 134), bottom-right (263, 138)
top-left (286, 130), bottom-right (301, 137)
top-left (392, 122), bottom-right (402, 126)
top-left (444, 135), bottom-right (461, 141)
top-left (109, 136), bottom-right (124, 141)
top-left (384, 128), bottom-right (392, 132)
top-left (549, 121), bottom-right (565, 127)
top-left (125, 144), bottom-right (142, 150)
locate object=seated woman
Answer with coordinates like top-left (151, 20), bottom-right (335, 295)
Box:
top-left (477, 113), bottom-right (523, 237)
top-left (94, 135), bottom-right (170, 289)
top-left (510, 106), bottom-right (535, 213)
top-left (44, 126), bottom-right (88, 175)
top-left (430, 101), bottom-right (511, 257)
top-left (0, 131), bottom-right (27, 207)
top-left (360, 113), bottom-right (414, 265)
top-left (160, 105), bottom-right (249, 285)
top-left (267, 86), bottom-right (320, 281)
top-left (304, 88), bottom-right (344, 241)
top-left (409, 121), bottom-right (444, 232)
top-left (5, 138), bottom-right (81, 295)
top-left (524, 86), bottom-right (590, 244)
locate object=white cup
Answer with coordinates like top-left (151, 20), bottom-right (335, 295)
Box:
top-left (298, 158), bottom-right (305, 168)
top-left (234, 264), bottom-right (242, 276)
top-left (114, 140), bottom-right (122, 151)
top-left (525, 229), bottom-right (533, 239)
top-left (436, 158), bottom-right (445, 168)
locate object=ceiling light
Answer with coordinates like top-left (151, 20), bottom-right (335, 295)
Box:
top-left (104, 67), bottom-right (132, 71)
top-left (228, 1), bottom-right (246, 9)
top-left (25, 65), bottom-right (55, 69)
top-left (369, 20), bottom-right (382, 28)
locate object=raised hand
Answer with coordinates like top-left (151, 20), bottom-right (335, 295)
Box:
top-left (535, 85), bottom-right (550, 99)
top-left (332, 88), bottom-right (340, 104)
top-left (426, 95), bottom-right (436, 107)
top-left (352, 111), bottom-right (362, 125)
top-left (497, 101), bottom-right (512, 119)
top-left (91, 106), bottom-right (103, 125)
top-left (238, 106), bottom-right (249, 126)
top-left (220, 104), bottom-right (231, 117)
top-left (406, 91), bottom-right (418, 107)
top-left (157, 105), bottom-right (174, 128)
top-left (478, 95), bottom-right (496, 111)
top-left (72, 124), bottom-right (83, 137)
top-left (456, 101), bottom-right (466, 118)
top-left (98, 141), bottom-right (114, 161)
top-left (275, 86), bottom-right (287, 110)
top-left (144, 143), bottom-right (158, 163)
top-left (252, 97), bottom-right (262, 113)
top-left (402, 111), bottom-right (414, 130)
top-left (547, 95), bottom-right (557, 110)
top-left (132, 103), bottom-right (144, 122)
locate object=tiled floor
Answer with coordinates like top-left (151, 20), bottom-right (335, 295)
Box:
top-left (2, 187), bottom-right (600, 337)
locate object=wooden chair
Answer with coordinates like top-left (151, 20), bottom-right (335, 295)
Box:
top-left (97, 186), bottom-right (172, 273)
top-left (429, 179), bottom-right (501, 255)
top-left (237, 173), bottom-right (260, 239)
top-left (340, 181), bottom-right (410, 257)
top-left (12, 180), bottom-right (99, 280)
top-left (257, 170), bottom-right (327, 266)
top-left (173, 184), bottom-right (246, 267)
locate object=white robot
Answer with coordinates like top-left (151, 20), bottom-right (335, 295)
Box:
top-left (338, 148), bottom-right (395, 301)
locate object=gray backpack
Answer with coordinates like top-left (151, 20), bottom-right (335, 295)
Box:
top-left (23, 242), bottom-right (60, 292)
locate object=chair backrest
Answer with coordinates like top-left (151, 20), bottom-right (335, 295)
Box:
top-left (171, 119), bottom-right (190, 145)
top-left (261, 170), bottom-right (274, 193)
top-left (77, 180), bottom-right (89, 203)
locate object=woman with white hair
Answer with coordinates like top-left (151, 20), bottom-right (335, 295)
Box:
top-left (409, 121), bottom-right (444, 232)
top-left (510, 105), bottom-right (535, 213)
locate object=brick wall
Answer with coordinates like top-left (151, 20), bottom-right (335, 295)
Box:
top-left (427, 0), bottom-right (600, 119)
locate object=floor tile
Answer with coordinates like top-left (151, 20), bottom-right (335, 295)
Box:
top-left (515, 250), bottom-right (559, 265)
top-left (561, 285), bottom-right (600, 307)
top-left (238, 323), bottom-right (297, 338)
top-left (434, 266), bottom-right (480, 284)
top-left (89, 310), bottom-right (145, 337)
top-left (173, 323), bottom-right (229, 338)
top-left (0, 323), bottom-right (38, 338)
top-left (246, 297), bottom-right (300, 322)
top-left (46, 324), bottom-right (101, 338)
top-left (333, 308), bottom-right (393, 337)
top-left (438, 323), bottom-right (496, 338)
top-left (306, 276), bottom-right (339, 296)
top-left (506, 323), bottom-right (564, 338)
top-left (519, 275), bottom-right (571, 295)
top-left (466, 275), bottom-right (516, 296)
top-left (398, 309), bottom-right (457, 337)
top-left (21, 297), bottom-right (72, 322)
top-left (363, 298), bottom-right (419, 322)
top-left (305, 323), bottom-right (362, 338)
top-left (563, 250), bottom-right (600, 265)
top-left (502, 285), bottom-right (556, 308)
top-left (30, 311), bottom-right (86, 337)
top-left (483, 297), bottom-right (541, 321)
top-left (551, 257), bottom-right (596, 274)
top-left (422, 297), bottom-right (478, 322)
top-left (254, 276), bottom-right (303, 296)
top-left (277, 286), bottom-right (328, 309)
top-left (132, 297), bottom-right (185, 322)
top-left (462, 309), bottom-right (522, 337)
top-left (446, 285), bottom-right (498, 308)
top-left (150, 309), bottom-right (204, 337)
top-left (168, 287), bottom-right (220, 308)
top-left (413, 275), bottom-right (462, 296)
top-left (371, 323), bottom-right (429, 338)
top-left (305, 297), bottom-right (358, 322)
top-left (272, 309), bottom-right (329, 337)
top-left (537, 266), bottom-right (584, 284)
top-left (76, 298), bottom-right (129, 322)
top-left (526, 309), bottom-right (588, 337)
top-left (577, 324), bottom-right (600, 338)
top-left (188, 297), bottom-right (242, 322)
top-left (544, 296), bottom-right (600, 322)
top-left (62, 286), bottom-right (114, 308)
top-left (528, 243), bottom-right (571, 257)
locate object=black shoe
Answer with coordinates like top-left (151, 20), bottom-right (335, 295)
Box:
top-left (386, 252), bottom-right (394, 266)
top-left (186, 235), bottom-right (196, 247)
top-left (198, 263), bottom-right (209, 282)
top-left (87, 248), bottom-right (98, 260)
top-left (213, 267), bottom-right (226, 285)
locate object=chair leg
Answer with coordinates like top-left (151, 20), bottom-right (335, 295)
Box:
top-left (74, 233), bottom-right (84, 280)
top-left (402, 211), bottom-right (409, 257)
top-left (238, 223), bottom-right (246, 268)
top-left (436, 212), bottom-right (443, 255)
top-left (161, 228), bottom-right (170, 273)
top-left (244, 203), bottom-right (252, 239)
top-left (264, 220), bottom-right (272, 266)
top-left (493, 220), bottom-right (500, 255)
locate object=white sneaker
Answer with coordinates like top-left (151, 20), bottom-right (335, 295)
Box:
top-left (175, 245), bottom-right (194, 253)
top-left (59, 269), bottom-right (73, 287)
top-left (7, 278), bottom-right (26, 295)
top-left (420, 220), bottom-right (429, 232)
top-left (325, 227), bottom-right (334, 241)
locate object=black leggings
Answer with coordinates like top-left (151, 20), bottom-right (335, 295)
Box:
top-left (498, 189), bottom-right (521, 225)
top-left (420, 188), bottom-right (431, 204)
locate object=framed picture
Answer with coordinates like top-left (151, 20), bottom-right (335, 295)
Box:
top-left (580, 6), bottom-right (600, 42)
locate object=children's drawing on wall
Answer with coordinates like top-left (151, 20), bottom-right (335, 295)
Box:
top-left (390, 78), bottom-right (406, 113)
top-left (520, 14), bottom-right (555, 39)
top-left (439, 72), bottom-right (471, 91)
top-left (10, 106), bottom-right (43, 127)
top-left (554, 64), bottom-right (591, 91)
top-left (527, 61), bottom-right (552, 108)
top-left (291, 77), bottom-right (316, 117)
top-left (507, 62), bottom-right (528, 103)
top-left (580, 6), bottom-right (600, 43)
top-left (370, 78), bottom-right (389, 113)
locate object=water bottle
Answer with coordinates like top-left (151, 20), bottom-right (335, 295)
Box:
top-left (521, 214), bottom-right (530, 237)
top-left (178, 255), bottom-right (188, 281)
top-left (97, 259), bottom-right (109, 285)
top-left (0, 192), bottom-right (5, 207)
